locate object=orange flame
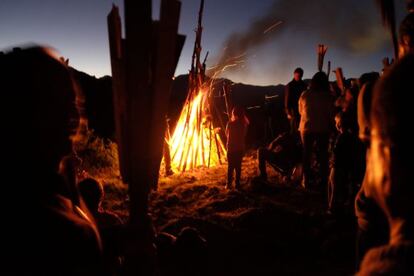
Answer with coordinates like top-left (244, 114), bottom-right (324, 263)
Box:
top-left (168, 88), bottom-right (226, 172)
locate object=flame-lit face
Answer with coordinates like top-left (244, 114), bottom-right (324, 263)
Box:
top-left (168, 89), bottom-right (227, 172)
top-left (399, 36), bottom-right (414, 58)
top-left (365, 131), bottom-right (391, 213)
top-left (294, 72), bottom-right (302, 81)
top-left (366, 126), bottom-right (412, 218)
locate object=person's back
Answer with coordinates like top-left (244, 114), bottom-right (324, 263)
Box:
top-left (299, 88), bottom-right (335, 134)
top-left (298, 72), bottom-right (334, 189)
top-left (226, 119), bottom-right (248, 153)
top-left (226, 107), bottom-right (249, 189)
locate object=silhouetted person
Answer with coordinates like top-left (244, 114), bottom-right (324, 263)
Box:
top-left (354, 74), bottom-right (389, 270)
top-left (175, 227), bottom-right (208, 276)
top-left (155, 232), bottom-right (177, 274)
top-left (226, 106), bottom-right (249, 190)
top-left (328, 112), bottom-right (363, 215)
top-left (357, 54), bottom-right (414, 276)
top-left (1, 47), bottom-right (103, 275)
top-left (78, 178), bottom-right (124, 276)
top-left (156, 229), bottom-right (207, 276)
top-left (356, 13), bottom-right (414, 270)
top-left (298, 71), bottom-right (335, 190)
top-left (285, 67), bottom-right (307, 133)
top-left (257, 131), bottom-right (302, 181)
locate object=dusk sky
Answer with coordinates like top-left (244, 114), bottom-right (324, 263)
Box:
top-left (0, 0), bottom-right (408, 85)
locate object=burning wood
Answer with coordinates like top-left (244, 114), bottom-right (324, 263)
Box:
top-left (223, 81), bottom-right (233, 120)
top-left (169, 88), bottom-right (226, 171)
top-left (166, 0), bottom-right (226, 173)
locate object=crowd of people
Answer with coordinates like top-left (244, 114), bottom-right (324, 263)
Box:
top-left (1, 4), bottom-right (413, 276)
top-left (225, 8), bottom-right (414, 275)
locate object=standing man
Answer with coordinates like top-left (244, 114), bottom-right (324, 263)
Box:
top-left (285, 67), bottom-right (307, 133)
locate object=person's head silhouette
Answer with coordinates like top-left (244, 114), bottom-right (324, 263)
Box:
top-left (366, 54), bottom-right (414, 222)
top-left (1, 46), bottom-right (103, 275)
top-left (1, 47), bottom-right (84, 198)
top-left (78, 178), bottom-right (104, 213)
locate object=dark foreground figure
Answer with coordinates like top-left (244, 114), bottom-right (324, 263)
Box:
top-left (357, 54), bottom-right (414, 275)
top-left (78, 178), bottom-right (125, 276)
top-left (1, 47), bottom-right (103, 275)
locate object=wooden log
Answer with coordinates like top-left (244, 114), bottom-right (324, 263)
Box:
top-left (214, 130), bottom-right (222, 165)
top-left (223, 81), bottom-right (232, 120)
top-left (335, 67), bottom-right (345, 93)
top-left (108, 1), bottom-right (184, 275)
top-left (317, 44), bottom-right (328, 72)
top-left (122, 0), bottom-right (153, 224)
top-left (376, 0), bottom-right (399, 60)
top-left (208, 121), bottom-right (213, 167)
top-left (327, 61), bottom-right (331, 80)
top-left (147, 0), bottom-right (184, 190)
top-left (107, 6), bottom-right (128, 182)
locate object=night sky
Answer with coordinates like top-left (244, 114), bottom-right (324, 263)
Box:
top-left (0, 0), bottom-right (408, 85)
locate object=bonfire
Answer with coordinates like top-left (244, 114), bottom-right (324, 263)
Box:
top-left (169, 85), bottom-right (227, 172)
top-left (164, 0), bottom-right (228, 173)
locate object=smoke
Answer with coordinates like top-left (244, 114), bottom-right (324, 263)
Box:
top-left (210, 0), bottom-right (395, 76)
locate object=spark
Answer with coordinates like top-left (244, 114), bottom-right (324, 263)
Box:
top-left (263, 21), bottom-right (283, 34)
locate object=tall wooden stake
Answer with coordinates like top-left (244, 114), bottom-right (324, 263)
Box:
top-left (318, 44), bottom-right (328, 72)
top-left (376, 0), bottom-right (399, 60)
top-left (108, 1), bottom-right (185, 274)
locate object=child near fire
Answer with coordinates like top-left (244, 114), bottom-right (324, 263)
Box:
top-left (226, 106), bottom-right (249, 190)
top-left (328, 112), bottom-right (363, 215)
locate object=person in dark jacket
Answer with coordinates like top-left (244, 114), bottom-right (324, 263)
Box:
top-left (285, 67), bottom-right (307, 133)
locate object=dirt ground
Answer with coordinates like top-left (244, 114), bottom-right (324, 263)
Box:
top-left (103, 153), bottom-right (357, 276)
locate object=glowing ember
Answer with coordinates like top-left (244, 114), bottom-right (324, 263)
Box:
top-left (168, 88), bottom-right (226, 172)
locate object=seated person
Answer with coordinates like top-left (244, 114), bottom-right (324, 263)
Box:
top-left (257, 131), bottom-right (302, 180)
top-left (78, 178), bottom-right (124, 276)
